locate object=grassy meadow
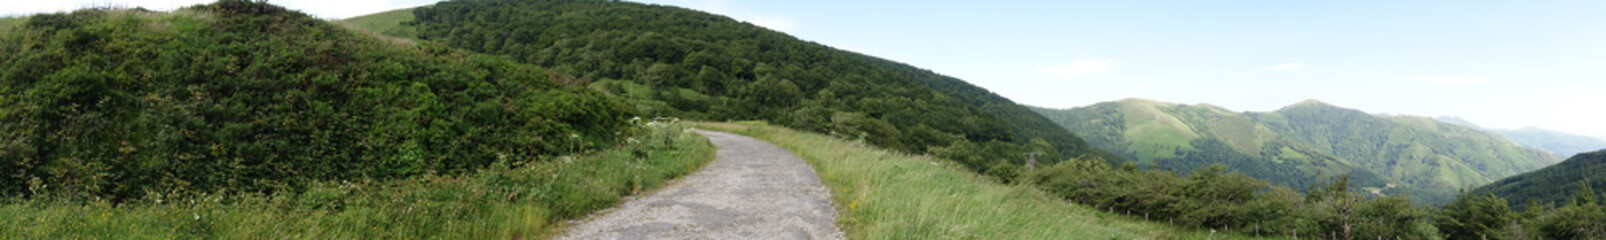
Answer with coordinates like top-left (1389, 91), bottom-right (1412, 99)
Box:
top-left (0, 124), bottom-right (713, 239)
top-left (694, 121), bottom-right (1282, 240)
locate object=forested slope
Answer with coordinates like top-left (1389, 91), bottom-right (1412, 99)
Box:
top-left (0, 1), bottom-right (633, 200)
top-left (346, 0), bottom-right (1120, 177)
top-left (1472, 150), bottom-right (1606, 209)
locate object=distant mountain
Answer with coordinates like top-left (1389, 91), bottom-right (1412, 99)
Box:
top-left (1471, 150), bottom-right (1606, 209)
top-left (1436, 116), bottom-right (1606, 159)
top-left (1029, 99), bottom-right (1389, 191)
top-left (1035, 99), bottom-right (1560, 203)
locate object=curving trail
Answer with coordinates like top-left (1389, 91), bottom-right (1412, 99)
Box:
top-left (558, 130), bottom-right (845, 240)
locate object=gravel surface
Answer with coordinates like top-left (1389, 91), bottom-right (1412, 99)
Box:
top-left (557, 130), bottom-right (845, 240)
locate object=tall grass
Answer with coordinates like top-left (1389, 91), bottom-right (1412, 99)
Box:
top-left (695, 121), bottom-right (1284, 239)
top-left (0, 123), bottom-right (714, 239)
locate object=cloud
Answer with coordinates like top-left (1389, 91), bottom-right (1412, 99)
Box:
top-left (1416, 75), bottom-right (1488, 84)
top-left (1268, 63), bottom-right (1307, 71)
top-left (1039, 59), bottom-right (1114, 78)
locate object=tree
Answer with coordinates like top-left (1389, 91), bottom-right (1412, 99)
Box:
top-left (1436, 193), bottom-right (1514, 240)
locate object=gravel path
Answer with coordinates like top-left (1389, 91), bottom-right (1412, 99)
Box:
top-left (557, 130), bottom-right (845, 240)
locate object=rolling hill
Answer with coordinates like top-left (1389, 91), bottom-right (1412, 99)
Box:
top-left (1471, 150), bottom-right (1606, 209)
top-left (1035, 99), bottom-right (1560, 203)
top-left (342, 0), bottom-right (1122, 173)
top-left (1436, 116), bottom-right (1606, 159)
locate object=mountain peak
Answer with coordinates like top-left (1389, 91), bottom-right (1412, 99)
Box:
top-left (1291, 99), bottom-right (1331, 107)
top-left (1434, 116), bottom-right (1484, 129)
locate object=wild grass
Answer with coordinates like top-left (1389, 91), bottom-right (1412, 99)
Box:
top-left (694, 121), bottom-right (1283, 239)
top-left (337, 7), bottom-right (419, 39)
top-left (0, 123), bottom-right (714, 239)
top-left (0, 17), bottom-right (23, 32)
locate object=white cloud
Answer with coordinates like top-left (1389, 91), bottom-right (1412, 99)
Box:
top-left (1416, 75), bottom-right (1488, 84)
top-left (1039, 59), bottom-right (1114, 78)
top-left (1269, 63), bottom-right (1307, 71)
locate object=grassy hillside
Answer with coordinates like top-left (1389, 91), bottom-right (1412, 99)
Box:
top-left (1438, 116), bottom-right (1606, 159)
top-left (1472, 150), bottom-right (1606, 209)
top-left (345, 0), bottom-right (1122, 175)
top-left (1037, 99), bottom-right (1558, 204)
top-left (335, 8), bottom-right (416, 39)
top-left (695, 122), bottom-right (1282, 239)
top-left (0, 1), bottom-right (638, 201)
top-left (1031, 99), bottom-right (1390, 193)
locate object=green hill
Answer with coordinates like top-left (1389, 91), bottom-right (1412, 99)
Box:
top-left (1471, 150), bottom-right (1606, 209)
top-left (343, 0), bottom-right (1121, 174)
top-left (0, 1), bottom-right (633, 200)
top-left (1035, 99), bottom-right (1559, 203)
top-left (1436, 116), bottom-right (1606, 159)
top-left (1029, 99), bottom-right (1389, 192)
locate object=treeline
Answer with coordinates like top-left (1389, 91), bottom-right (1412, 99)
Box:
top-left (1028, 158), bottom-right (1606, 239)
top-left (0, 1), bottom-right (632, 201)
top-left (405, 0), bottom-right (1121, 178)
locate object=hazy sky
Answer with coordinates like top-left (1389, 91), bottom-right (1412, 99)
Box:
top-left (6, 1), bottom-right (1605, 138)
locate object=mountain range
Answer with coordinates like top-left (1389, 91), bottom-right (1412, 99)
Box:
top-left (1436, 116), bottom-right (1606, 159)
top-left (1034, 99), bottom-right (1560, 203)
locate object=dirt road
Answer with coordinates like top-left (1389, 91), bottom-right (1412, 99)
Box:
top-left (557, 130), bottom-right (845, 240)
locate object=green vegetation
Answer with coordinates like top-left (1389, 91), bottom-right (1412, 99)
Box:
top-left (0, 1), bottom-right (633, 201)
top-left (335, 8), bottom-right (417, 39)
top-left (0, 17), bottom-right (25, 32)
top-left (0, 122), bottom-right (714, 239)
top-left (1435, 182), bottom-right (1606, 239)
top-left (1035, 99), bottom-right (1558, 204)
top-left (695, 122), bottom-right (1274, 239)
top-left (1472, 150), bottom-right (1606, 210)
top-left (343, 0), bottom-right (1121, 182)
top-left (1266, 101), bottom-right (1557, 203)
top-left (0, 1), bottom-right (717, 239)
top-left (1031, 99), bottom-right (1388, 192)
top-left (1438, 116), bottom-right (1606, 159)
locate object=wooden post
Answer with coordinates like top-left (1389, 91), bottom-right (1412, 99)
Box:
top-left (1026, 152), bottom-right (1041, 171)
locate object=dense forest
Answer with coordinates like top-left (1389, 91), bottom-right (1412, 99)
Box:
top-left (1035, 99), bottom-right (1557, 204)
top-left (0, 1), bottom-right (633, 201)
top-left (1472, 150), bottom-right (1606, 211)
top-left (397, 0), bottom-right (1122, 178)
